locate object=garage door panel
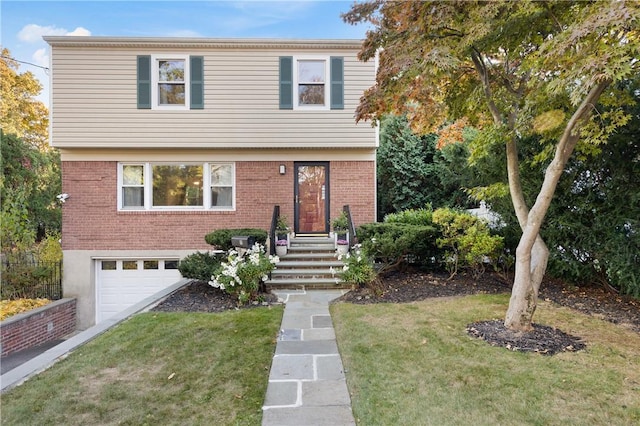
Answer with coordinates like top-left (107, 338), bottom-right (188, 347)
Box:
top-left (97, 259), bottom-right (182, 323)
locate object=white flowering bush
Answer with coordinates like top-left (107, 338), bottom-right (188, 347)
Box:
top-left (339, 243), bottom-right (376, 287)
top-left (209, 243), bottom-right (279, 304)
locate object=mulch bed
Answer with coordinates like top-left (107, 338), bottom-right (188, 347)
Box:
top-left (152, 270), bottom-right (640, 356)
top-left (152, 280), bottom-right (279, 313)
top-left (466, 320), bottom-right (586, 355)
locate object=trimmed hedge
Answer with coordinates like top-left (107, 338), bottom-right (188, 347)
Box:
top-left (384, 207), bottom-right (433, 225)
top-left (204, 228), bottom-right (268, 251)
top-left (178, 251), bottom-right (223, 282)
top-left (357, 222), bottom-right (439, 271)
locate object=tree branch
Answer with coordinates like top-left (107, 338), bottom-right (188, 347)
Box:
top-left (470, 48), bottom-right (503, 125)
top-left (522, 78), bottom-right (611, 249)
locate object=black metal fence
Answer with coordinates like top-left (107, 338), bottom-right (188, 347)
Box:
top-left (0, 261), bottom-right (63, 300)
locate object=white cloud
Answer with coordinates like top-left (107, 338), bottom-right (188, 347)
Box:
top-left (32, 48), bottom-right (49, 68)
top-left (66, 27), bottom-right (91, 37)
top-left (18, 24), bottom-right (91, 42)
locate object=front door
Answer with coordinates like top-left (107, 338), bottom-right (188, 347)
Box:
top-left (294, 162), bottom-right (329, 234)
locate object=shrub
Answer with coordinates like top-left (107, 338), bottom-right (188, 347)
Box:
top-left (339, 244), bottom-right (377, 287)
top-left (384, 206), bottom-right (433, 225)
top-left (432, 208), bottom-right (504, 278)
top-left (276, 216), bottom-right (289, 233)
top-left (210, 243), bottom-right (279, 304)
top-left (357, 222), bottom-right (439, 272)
top-left (35, 233), bottom-right (63, 263)
top-left (0, 262), bottom-right (57, 299)
top-left (178, 251), bottom-right (223, 282)
top-left (204, 228), bottom-right (268, 251)
top-left (332, 211), bottom-right (349, 232)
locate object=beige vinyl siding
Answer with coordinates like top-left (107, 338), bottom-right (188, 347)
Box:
top-left (48, 41), bottom-right (376, 149)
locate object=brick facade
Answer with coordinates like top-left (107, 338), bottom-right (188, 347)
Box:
top-left (61, 160), bottom-right (375, 251)
top-left (1, 299), bottom-right (76, 357)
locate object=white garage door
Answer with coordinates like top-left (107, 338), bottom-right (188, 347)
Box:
top-left (97, 259), bottom-right (182, 323)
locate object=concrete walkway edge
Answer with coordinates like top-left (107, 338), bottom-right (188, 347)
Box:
top-left (0, 278), bottom-right (192, 393)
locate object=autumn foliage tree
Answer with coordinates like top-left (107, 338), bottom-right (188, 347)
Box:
top-left (1, 48), bottom-right (60, 253)
top-left (1, 48), bottom-right (49, 149)
top-left (343, 1), bottom-right (640, 331)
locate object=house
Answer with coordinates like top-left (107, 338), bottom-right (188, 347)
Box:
top-left (44, 36), bottom-right (377, 329)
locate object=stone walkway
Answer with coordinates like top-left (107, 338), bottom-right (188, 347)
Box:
top-left (262, 290), bottom-right (355, 426)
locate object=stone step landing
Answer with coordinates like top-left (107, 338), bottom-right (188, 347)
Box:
top-left (268, 236), bottom-right (349, 290)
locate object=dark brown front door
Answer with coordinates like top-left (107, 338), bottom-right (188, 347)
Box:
top-left (294, 162), bottom-right (329, 234)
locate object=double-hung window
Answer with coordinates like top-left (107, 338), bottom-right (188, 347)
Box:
top-left (118, 162), bottom-right (235, 210)
top-left (156, 58), bottom-right (187, 107)
top-left (279, 56), bottom-right (343, 110)
top-left (297, 60), bottom-right (327, 107)
top-left (137, 55), bottom-right (204, 110)
top-left (121, 165), bottom-right (145, 208)
top-left (210, 164), bottom-right (233, 208)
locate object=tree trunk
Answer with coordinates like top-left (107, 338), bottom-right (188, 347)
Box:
top-left (503, 80), bottom-right (610, 331)
top-left (505, 235), bottom-right (549, 331)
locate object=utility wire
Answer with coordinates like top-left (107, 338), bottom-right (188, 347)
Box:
top-left (1, 55), bottom-right (50, 72)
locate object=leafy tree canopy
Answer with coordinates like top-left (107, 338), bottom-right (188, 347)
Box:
top-left (377, 115), bottom-right (474, 219)
top-left (1, 48), bottom-right (49, 150)
top-left (1, 49), bottom-right (60, 252)
top-left (344, 0), bottom-right (639, 330)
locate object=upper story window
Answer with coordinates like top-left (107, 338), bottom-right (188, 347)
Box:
top-left (137, 55), bottom-right (204, 110)
top-left (296, 59), bottom-right (328, 108)
top-left (118, 162), bottom-right (234, 211)
top-left (279, 56), bottom-right (343, 111)
top-left (156, 58), bottom-right (186, 107)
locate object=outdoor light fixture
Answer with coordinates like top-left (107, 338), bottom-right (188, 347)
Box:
top-left (279, 164), bottom-right (286, 175)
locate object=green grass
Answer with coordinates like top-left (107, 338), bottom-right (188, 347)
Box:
top-left (331, 294), bottom-right (640, 426)
top-left (1, 307), bottom-right (283, 426)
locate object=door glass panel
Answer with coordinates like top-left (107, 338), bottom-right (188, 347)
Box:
top-left (297, 165), bottom-right (327, 233)
top-left (123, 261), bottom-right (138, 270)
top-left (164, 260), bottom-right (179, 270)
top-left (143, 260), bottom-right (159, 270)
top-left (101, 260), bottom-right (116, 270)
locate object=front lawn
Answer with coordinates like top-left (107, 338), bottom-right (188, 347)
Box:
top-left (1, 307), bottom-right (283, 425)
top-left (332, 294), bottom-right (640, 425)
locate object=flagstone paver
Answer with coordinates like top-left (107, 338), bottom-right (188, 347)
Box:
top-left (262, 290), bottom-right (355, 426)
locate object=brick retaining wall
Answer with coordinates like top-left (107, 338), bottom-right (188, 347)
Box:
top-left (1, 298), bottom-right (76, 357)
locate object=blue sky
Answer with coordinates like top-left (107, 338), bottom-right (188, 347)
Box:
top-left (1, 0), bottom-right (370, 106)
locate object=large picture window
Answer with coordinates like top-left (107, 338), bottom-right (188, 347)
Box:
top-left (118, 162), bottom-right (235, 210)
top-left (152, 164), bottom-right (203, 207)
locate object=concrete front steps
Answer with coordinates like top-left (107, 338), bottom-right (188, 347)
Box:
top-left (267, 236), bottom-right (348, 290)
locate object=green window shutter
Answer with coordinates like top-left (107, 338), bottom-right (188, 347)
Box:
top-left (137, 55), bottom-right (151, 109)
top-left (330, 56), bottom-right (344, 110)
top-left (190, 56), bottom-right (204, 109)
top-left (279, 56), bottom-right (293, 110)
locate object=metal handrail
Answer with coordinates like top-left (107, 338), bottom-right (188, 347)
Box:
top-left (269, 205), bottom-right (280, 255)
top-left (343, 205), bottom-right (357, 246)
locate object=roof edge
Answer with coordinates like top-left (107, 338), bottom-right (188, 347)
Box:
top-left (43, 36), bottom-right (364, 49)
